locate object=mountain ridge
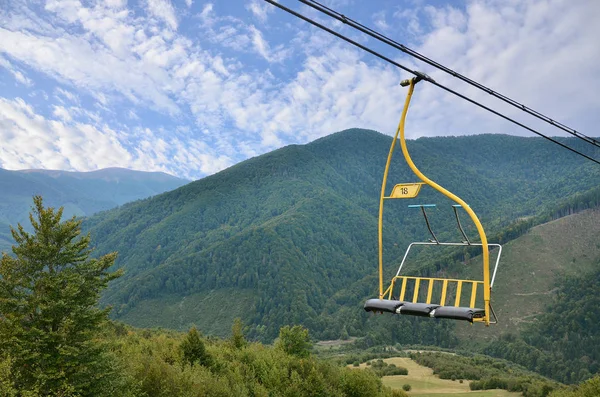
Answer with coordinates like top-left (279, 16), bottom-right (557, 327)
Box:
top-left (15, 167), bottom-right (185, 182)
top-left (0, 167), bottom-right (189, 251)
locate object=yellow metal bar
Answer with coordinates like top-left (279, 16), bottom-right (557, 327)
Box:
top-left (392, 276), bottom-right (484, 284)
top-left (440, 280), bottom-right (448, 306)
top-left (412, 278), bottom-right (421, 303)
top-left (400, 277), bottom-right (408, 301)
top-left (455, 281), bottom-right (463, 307)
top-left (388, 279), bottom-right (396, 300)
top-left (426, 279), bottom-right (434, 304)
top-left (378, 108), bottom-right (404, 298)
top-left (470, 282), bottom-right (478, 308)
top-left (382, 284), bottom-right (393, 299)
top-left (397, 79), bottom-right (491, 324)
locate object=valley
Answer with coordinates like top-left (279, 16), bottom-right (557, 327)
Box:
top-left (355, 356), bottom-right (520, 396)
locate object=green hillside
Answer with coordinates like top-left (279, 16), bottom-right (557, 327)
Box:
top-left (0, 167), bottom-right (188, 251)
top-left (455, 208), bottom-right (600, 343)
top-left (482, 251), bottom-right (600, 384)
top-left (80, 129), bottom-right (599, 342)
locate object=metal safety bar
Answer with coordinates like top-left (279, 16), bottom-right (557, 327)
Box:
top-left (394, 242), bottom-right (503, 289)
top-left (408, 204), bottom-right (438, 243)
top-left (452, 205), bottom-right (471, 244)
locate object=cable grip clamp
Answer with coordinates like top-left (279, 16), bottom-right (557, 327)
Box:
top-left (400, 71), bottom-right (435, 87)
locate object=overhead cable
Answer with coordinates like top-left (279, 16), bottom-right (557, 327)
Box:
top-left (300, 0), bottom-right (600, 149)
top-left (262, 0), bottom-right (600, 165)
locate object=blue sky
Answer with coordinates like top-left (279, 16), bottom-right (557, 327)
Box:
top-left (1, 0), bottom-right (599, 179)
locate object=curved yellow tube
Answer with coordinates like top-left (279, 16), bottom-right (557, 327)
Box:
top-left (378, 78), bottom-right (491, 325)
top-left (378, 122), bottom-right (400, 298)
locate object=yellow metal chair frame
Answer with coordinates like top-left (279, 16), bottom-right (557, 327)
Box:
top-left (371, 77), bottom-right (500, 325)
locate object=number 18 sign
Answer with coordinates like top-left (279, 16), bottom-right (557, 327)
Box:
top-left (388, 183), bottom-right (425, 199)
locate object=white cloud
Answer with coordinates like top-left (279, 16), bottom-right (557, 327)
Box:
top-left (0, 0), bottom-right (598, 180)
top-left (146, 0), bottom-right (178, 30)
top-left (0, 97), bottom-right (130, 170)
top-left (185, 0), bottom-right (192, 8)
top-left (128, 109), bottom-right (139, 120)
top-left (405, 0), bottom-right (600, 138)
top-left (249, 25), bottom-right (290, 63)
top-left (52, 105), bottom-right (72, 122)
top-left (54, 87), bottom-right (79, 104)
top-left (199, 3), bottom-right (215, 26)
top-left (393, 8), bottom-right (422, 36)
top-left (0, 55), bottom-right (33, 86)
top-left (12, 70), bottom-right (33, 86)
top-left (249, 25), bottom-right (270, 61)
top-left (0, 97), bottom-right (232, 178)
top-left (0, 27), bottom-right (182, 115)
top-left (246, 0), bottom-right (273, 23)
top-left (105, 0), bottom-right (128, 8)
top-left (372, 10), bottom-right (389, 32)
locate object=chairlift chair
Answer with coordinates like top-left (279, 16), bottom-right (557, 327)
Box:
top-left (364, 77), bottom-right (502, 325)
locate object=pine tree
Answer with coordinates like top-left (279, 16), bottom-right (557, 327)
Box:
top-left (231, 318), bottom-right (247, 349)
top-left (0, 196), bottom-right (123, 395)
top-left (180, 327), bottom-right (210, 367)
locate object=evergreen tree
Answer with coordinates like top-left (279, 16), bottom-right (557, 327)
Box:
top-left (180, 327), bottom-right (210, 367)
top-left (0, 196), bottom-right (122, 395)
top-left (231, 318), bottom-right (247, 349)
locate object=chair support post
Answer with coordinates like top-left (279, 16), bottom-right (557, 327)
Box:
top-left (395, 79), bottom-right (491, 325)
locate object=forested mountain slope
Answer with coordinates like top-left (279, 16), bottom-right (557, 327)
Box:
top-left (83, 129), bottom-right (599, 340)
top-left (0, 167), bottom-right (188, 250)
top-left (483, 239), bottom-right (600, 384)
top-left (456, 207), bottom-right (600, 344)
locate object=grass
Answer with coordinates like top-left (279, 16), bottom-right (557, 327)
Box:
top-left (117, 288), bottom-right (257, 337)
top-left (354, 357), bottom-right (520, 396)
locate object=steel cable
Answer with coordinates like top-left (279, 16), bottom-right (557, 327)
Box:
top-left (301, 0), bottom-right (600, 148)
top-left (262, 0), bottom-right (600, 165)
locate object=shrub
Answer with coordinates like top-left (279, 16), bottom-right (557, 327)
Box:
top-left (341, 368), bottom-right (381, 397)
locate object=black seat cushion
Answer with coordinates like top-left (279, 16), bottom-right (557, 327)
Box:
top-left (397, 302), bottom-right (440, 317)
top-left (432, 306), bottom-right (485, 322)
top-left (364, 299), bottom-right (486, 323)
top-left (364, 299), bottom-right (406, 313)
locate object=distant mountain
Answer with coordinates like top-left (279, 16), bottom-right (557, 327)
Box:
top-left (0, 167), bottom-right (188, 250)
